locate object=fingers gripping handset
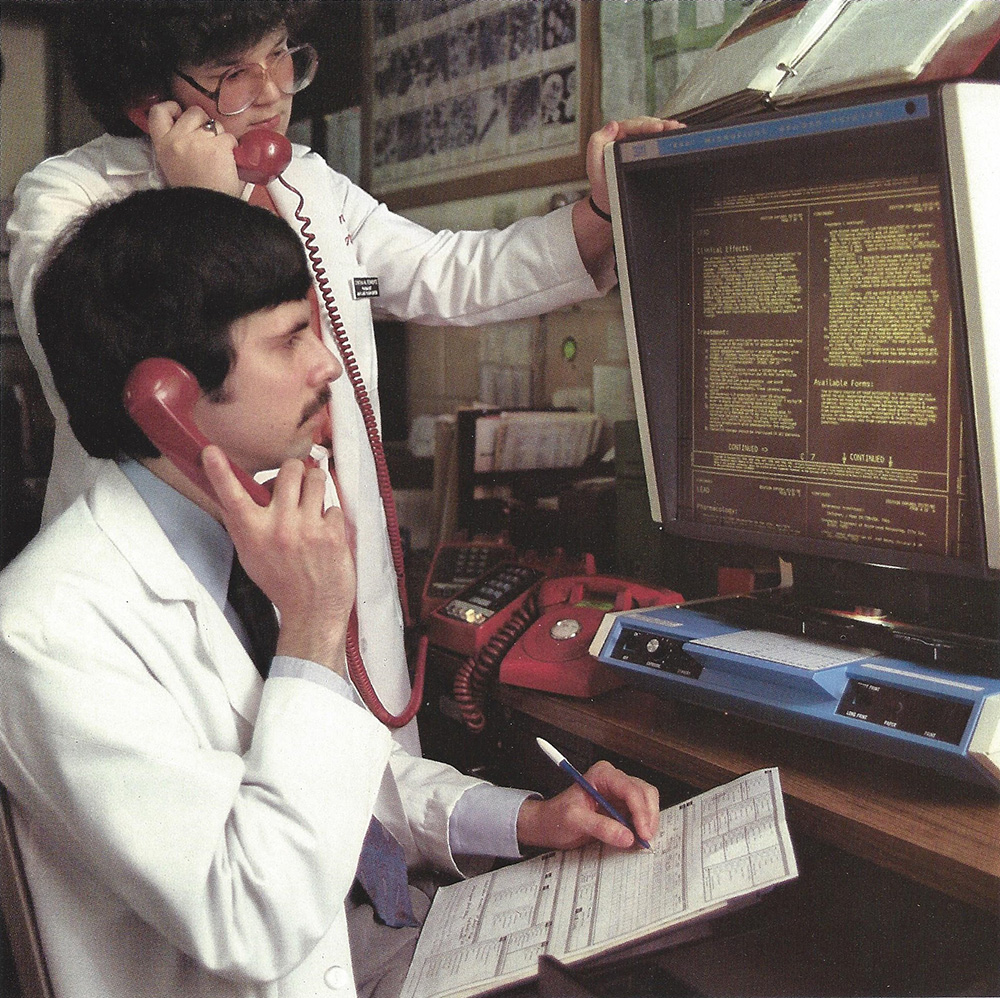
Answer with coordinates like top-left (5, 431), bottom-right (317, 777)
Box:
top-left (124, 358), bottom-right (271, 506)
top-left (127, 95), bottom-right (292, 184)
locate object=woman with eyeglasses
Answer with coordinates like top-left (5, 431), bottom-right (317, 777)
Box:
top-left (6, 0), bottom-right (676, 753)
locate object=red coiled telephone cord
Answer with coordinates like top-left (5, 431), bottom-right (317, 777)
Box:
top-left (279, 175), bottom-right (426, 728)
top-left (451, 593), bottom-right (539, 733)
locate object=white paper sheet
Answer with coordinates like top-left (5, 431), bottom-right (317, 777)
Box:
top-left (400, 768), bottom-right (797, 998)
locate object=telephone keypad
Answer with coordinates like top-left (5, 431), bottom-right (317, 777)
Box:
top-left (426, 544), bottom-right (512, 601)
top-left (441, 564), bottom-right (543, 624)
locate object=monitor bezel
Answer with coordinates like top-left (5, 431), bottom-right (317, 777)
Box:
top-left (609, 84), bottom-right (999, 581)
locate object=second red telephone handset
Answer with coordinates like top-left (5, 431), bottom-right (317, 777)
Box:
top-left (123, 357), bottom-right (271, 506)
top-left (127, 96), bottom-right (292, 184)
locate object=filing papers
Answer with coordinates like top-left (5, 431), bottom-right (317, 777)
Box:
top-left (400, 768), bottom-right (797, 998)
top-left (473, 411), bottom-right (602, 472)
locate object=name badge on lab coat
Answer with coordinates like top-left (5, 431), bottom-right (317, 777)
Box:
top-left (352, 277), bottom-right (380, 299)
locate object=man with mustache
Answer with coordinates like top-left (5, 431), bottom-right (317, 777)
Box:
top-left (0, 188), bottom-right (660, 998)
top-left (299, 385), bottom-right (332, 429)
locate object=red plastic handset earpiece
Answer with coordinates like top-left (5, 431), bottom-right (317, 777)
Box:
top-left (233, 129), bottom-right (292, 184)
top-left (125, 96), bottom-right (291, 184)
top-left (126, 95), bottom-right (161, 134)
top-left (123, 357), bottom-right (272, 506)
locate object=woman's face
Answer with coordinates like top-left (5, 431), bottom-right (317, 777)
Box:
top-left (171, 29), bottom-right (295, 140)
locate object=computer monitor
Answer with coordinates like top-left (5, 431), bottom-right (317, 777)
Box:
top-left (609, 84), bottom-right (1000, 622)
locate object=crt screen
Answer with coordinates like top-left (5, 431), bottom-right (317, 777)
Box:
top-left (677, 170), bottom-right (979, 562)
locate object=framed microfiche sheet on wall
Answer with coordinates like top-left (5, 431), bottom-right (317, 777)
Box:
top-left (363, 0), bottom-right (598, 209)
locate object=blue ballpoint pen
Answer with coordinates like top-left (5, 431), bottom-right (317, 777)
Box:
top-left (536, 737), bottom-right (651, 849)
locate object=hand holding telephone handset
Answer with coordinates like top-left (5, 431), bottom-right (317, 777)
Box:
top-left (123, 358), bottom-right (426, 726)
top-left (127, 96), bottom-right (292, 185)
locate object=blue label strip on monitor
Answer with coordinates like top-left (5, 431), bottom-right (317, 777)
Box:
top-left (619, 95), bottom-right (932, 164)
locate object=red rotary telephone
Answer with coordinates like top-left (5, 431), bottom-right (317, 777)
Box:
top-left (498, 575), bottom-right (681, 697)
top-left (432, 555), bottom-right (683, 732)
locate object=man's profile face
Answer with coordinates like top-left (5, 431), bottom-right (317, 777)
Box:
top-left (192, 298), bottom-right (341, 474)
top-left (171, 28), bottom-right (295, 140)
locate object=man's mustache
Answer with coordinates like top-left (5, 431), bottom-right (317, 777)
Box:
top-left (298, 386), bottom-right (331, 427)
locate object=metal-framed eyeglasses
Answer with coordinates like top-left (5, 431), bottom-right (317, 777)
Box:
top-left (174, 43), bottom-right (318, 116)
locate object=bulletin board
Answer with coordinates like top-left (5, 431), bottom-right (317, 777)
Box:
top-left (362, 0), bottom-right (599, 210)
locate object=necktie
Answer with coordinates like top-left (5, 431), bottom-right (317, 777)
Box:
top-left (355, 816), bottom-right (419, 928)
top-left (228, 548), bottom-right (413, 926)
top-left (226, 554), bottom-right (278, 678)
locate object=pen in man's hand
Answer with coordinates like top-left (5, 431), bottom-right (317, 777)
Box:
top-left (535, 737), bottom-right (651, 849)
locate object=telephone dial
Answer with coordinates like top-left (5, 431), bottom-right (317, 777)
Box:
top-left (426, 551), bottom-right (682, 732)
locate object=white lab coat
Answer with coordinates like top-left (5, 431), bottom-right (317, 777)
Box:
top-left (7, 135), bottom-right (609, 753)
top-left (0, 462), bottom-right (489, 998)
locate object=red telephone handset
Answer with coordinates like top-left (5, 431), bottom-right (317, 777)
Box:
top-left (127, 96), bottom-right (292, 184)
top-left (123, 357), bottom-right (271, 506)
top-left (231, 129), bottom-right (293, 185)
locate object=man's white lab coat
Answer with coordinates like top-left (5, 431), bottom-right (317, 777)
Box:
top-left (0, 462), bottom-right (489, 997)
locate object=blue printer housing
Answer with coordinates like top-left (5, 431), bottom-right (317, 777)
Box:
top-left (592, 602), bottom-right (1000, 789)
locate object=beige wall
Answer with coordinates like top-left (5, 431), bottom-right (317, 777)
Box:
top-left (400, 186), bottom-right (635, 434)
top-left (0, 20), bottom-right (48, 199)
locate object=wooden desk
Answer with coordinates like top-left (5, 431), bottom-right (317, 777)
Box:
top-left (494, 684), bottom-right (1000, 912)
